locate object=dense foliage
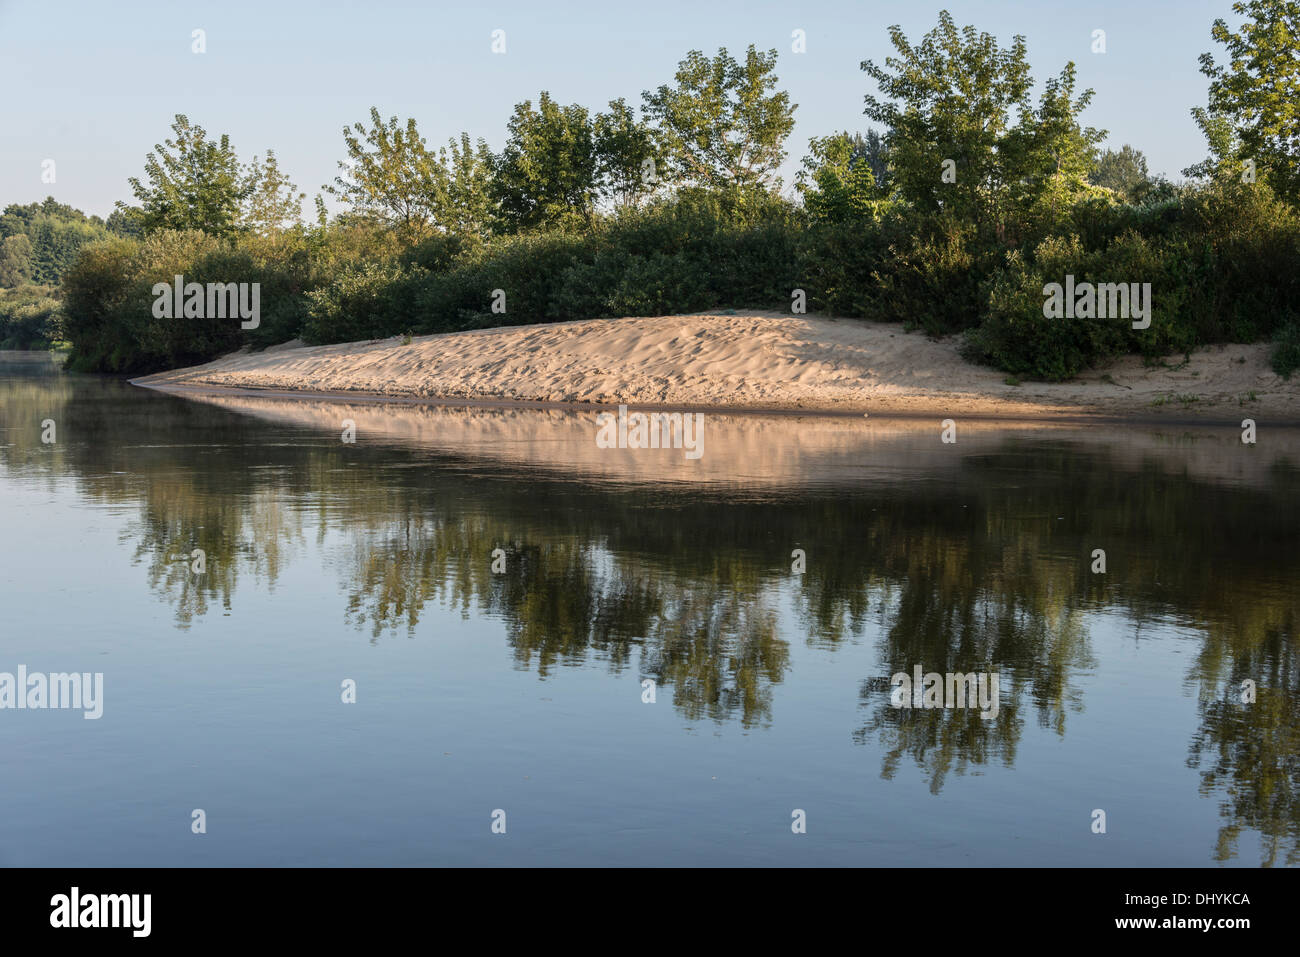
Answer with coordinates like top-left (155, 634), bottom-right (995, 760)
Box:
top-left (23, 7), bottom-right (1300, 381)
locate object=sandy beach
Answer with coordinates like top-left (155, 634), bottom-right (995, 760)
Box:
top-left (133, 311), bottom-right (1300, 421)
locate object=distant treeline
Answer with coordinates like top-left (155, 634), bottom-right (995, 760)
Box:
top-left (10, 4), bottom-right (1300, 379)
top-left (0, 198), bottom-right (136, 348)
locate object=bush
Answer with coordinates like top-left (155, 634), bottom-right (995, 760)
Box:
top-left (304, 260), bottom-right (426, 343)
top-left (0, 284), bottom-right (61, 348)
top-left (969, 232), bottom-right (1193, 380)
top-left (1272, 322), bottom-right (1300, 379)
top-left (57, 178), bottom-right (1300, 381)
top-left (866, 213), bottom-right (997, 335)
top-left (400, 232), bottom-right (475, 273)
top-left (63, 230), bottom-right (322, 372)
top-left (61, 236), bottom-right (142, 372)
top-left (1177, 180), bottom-right (1300, 343)
top-left (302, 198), bottom-right (804, 344)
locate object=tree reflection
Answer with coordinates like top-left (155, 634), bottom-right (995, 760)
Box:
top-left (3, 360), bottom-right (1299, 861)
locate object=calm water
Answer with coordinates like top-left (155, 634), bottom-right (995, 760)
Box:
top-left (1, 353), bottom-right (1297, 867)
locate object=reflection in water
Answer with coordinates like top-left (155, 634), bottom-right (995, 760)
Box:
top-left (1187, 619), bottom-right (1300, 867)
top-left (2, 355), bottom-right (1298, 864)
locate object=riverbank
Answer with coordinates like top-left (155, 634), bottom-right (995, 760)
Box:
top-left (132, 311), bottom-right (1299, 421)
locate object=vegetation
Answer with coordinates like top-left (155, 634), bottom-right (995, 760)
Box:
top-left (4, 5), bottom-right (1297, 382)
top-left (0, 198), bottom-right (123, 348)
top-left (0, 284), bottom-right (62, 348)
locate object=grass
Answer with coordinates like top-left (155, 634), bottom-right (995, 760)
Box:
top-left (1151, 392), bottom-right (1204, 408)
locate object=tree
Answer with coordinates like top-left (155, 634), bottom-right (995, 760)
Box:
top-left (1193, 0), bottom-right (1300, 202)
top-left (1003, 62), bottom-right (1107, 222)
top-left (857, 129), bottom-right (890, 189)
top-left (1092, 145), bottom-right (1152, 202)
top-left (594, 98), bottom-right (663, 208)
top-left (0, 197), bottom-right (103, 235)
top-left (863, 11), bottom-right (1102, 234)
top-left (862, 11), bottom-right (1034, 228)
top-left (0, 234), bottom-right (34, 287)
top-left (244, 149), bottom-right (306, 234)
top-left (491, 92), bottom-right (599, 232)
top-left (442, 133), bottom-right (495, 240)
top-left (106, 206), bottom-right (146, 238)
top-left (1184, 107), bottom-right (1242, 181)
top-left (642, 45), bottom-right (796, 194)
top-left (324, 107), bottom-right (449, 243)
top-left (123, 114), bottom-right (250, 239)
top-left (0, 199), bottom-right (111, 284)
top-left (796, 132), bottom-right (890, 222)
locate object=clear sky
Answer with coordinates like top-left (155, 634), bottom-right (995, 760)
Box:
top-left (0, 0), bottom-right (1236, 219)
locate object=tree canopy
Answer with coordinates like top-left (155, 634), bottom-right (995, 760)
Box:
top-left (642, 45), bottom-right (796, 195)
top-left (491, 93), bottom-right (600, 232)
top-left (124, 115), bottom-right (251, 239)
top-left (1191, 0), bottom-right (1300, 201)
top-left (861, 11), bottom-right (1105, 235)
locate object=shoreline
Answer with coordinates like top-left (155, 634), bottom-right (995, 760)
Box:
top-left (130, 311), bottom-right (1300, 425)
top-left (132, 379), bottom-right (1298, 428)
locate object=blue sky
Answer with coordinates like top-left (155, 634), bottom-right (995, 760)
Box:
top-left (0, 0), bottom-right (1235, 219)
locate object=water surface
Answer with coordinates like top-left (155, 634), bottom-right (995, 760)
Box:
top-left (2, 354), bottom-right (1297, 866)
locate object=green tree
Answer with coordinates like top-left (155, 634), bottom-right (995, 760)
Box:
top-left (1184, 107), bottom-right (1242, 181)
top-left (1194, 0), bottom-right (1300, 202)
top-left (123, 114), bottom-right (250, 239)
top-left (106, 206), bottom-right (146, 238)
top-left (491, 92), bottom-right (599, 232)
top-left (244, 149), bottom-right (306, 234)
top-left (0, 234), bottom-right (34, 287)
top-left (862, 11), bottom-right (1034, 229)
top-left (0, 198), bottom-right (111, 284)
top-left (1004, 62), bottom-right (1107, 224)
top-left (1091, 144), bottom-right (1153, 202)
top-left (796, 132), bottom-right (890, 222)
top-left (324, 107), bottom-right (449, 243)
top-left (594, 98), bottom-right (663, 208)
top-left (442, 133), bottom-right (496, 240)
top-left (642, 45), bottom-right (796, 194)
top-left (0, 283), bottom-right (61, 347)
top-left (0, 197), bottom-right (103, 234)
top-left (857, 129), bottom-right (890, 188)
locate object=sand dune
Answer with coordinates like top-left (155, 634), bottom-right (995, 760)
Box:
top-left (134, 311), bottom-right (1299, 421)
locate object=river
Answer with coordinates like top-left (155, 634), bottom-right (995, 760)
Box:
top-left (2, 353), bottom-right (1296, 866)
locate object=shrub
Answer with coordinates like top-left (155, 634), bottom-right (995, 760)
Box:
top-left (64, 230), bottom-right (319, 371)
top-left (57, 178), bottom-right (1300, 380)
top-left (866, 213), bottom-right (996, 335)
top-left (304, 260), bottom-right (425, 343)
top-left (61, 236), bottom-right (142, 372)
top-left (1177, 180), bottom-right (1300, 343)
top-left (0, 284), bottom-right (61, 348)
top-left (969, 232), bottom-right (1192, 380)
top-left (1272, 322), bottom-right (1300, 379)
